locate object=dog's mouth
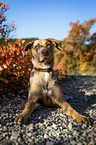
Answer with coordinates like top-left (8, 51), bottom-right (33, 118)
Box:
top-left (38, 55), bottom-right (53, 64)
top-left (38, 56), bottom-right (49, 62)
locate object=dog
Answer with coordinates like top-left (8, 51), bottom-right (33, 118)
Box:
top-left (14, 38), bottom-right (91, 125)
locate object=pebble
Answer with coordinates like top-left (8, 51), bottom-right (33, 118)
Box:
top-left (46, 141), bottom-right (54, 145)
top-left (73, 130), bottom-right (79, 136)
top-left (26, 132), bottom-right (32, 137)
top-left (44, 133), bottom-right (48, 139)
top-left (78, 143), bottom-right (82, 145)
top-left (27, 124), bottom-right (34, 131)
top-left (71, 140), bottom-right (77, 145)
top-left (82, 123), bottom-right (87, 129)
top-left (52, 123), bottom-right (57, 128)
top-left (17, 137), bottom-right (21, 142)
top-left (68, 122), bottom-right (72, 130)
top-left (0, 92), bottom-right (96, 145)
top-left (3, 133), bottom-right (7, 137)
top-left (10, 132), bottom-right (20, 141)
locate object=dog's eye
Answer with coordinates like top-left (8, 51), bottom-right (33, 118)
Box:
top-left (35, 46), bottom-right (38, 49)
top-left (47, 44), bottom-right (51, 48)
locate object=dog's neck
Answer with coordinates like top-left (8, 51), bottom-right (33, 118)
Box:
top-left (32, 58), bottom-right (53, 71)
top-left (33, 67), bottom-right (52, 72)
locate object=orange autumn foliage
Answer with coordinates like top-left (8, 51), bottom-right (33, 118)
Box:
top-left (0, 2), bottom-right (16, 41)
top-left (0, 39), bottom-right (33, 97)
top-left (55, 19), bottom-right (96, 75)
top-left (0, 40), bottom-right (32, 78)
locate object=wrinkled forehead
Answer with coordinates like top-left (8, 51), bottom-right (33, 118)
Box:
top-left (33, 39), bottom-right (51, 47)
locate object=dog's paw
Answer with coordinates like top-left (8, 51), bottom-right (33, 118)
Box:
top-left (13, 113), bottom-right (30, 125)
top-left (74, 115), bottom-right (92, 125)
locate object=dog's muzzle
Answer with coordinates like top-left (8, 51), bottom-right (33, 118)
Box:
top-left (41, 48), bottom-right (49, 57)
top-left (38, 48), bottom-right (51, 63)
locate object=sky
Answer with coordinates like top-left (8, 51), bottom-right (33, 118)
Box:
top-left (1, 0), bottom-right (96, 41)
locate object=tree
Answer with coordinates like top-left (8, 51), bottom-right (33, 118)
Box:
top-left (0, 2), bottom-right (16, 44)
top-left (55, 19), bottom-right (96, 75)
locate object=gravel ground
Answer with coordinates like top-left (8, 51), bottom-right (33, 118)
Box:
top-left (0, 76), bottom-right (96, 145)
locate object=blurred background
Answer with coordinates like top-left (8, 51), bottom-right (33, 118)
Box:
top-left (0, 0), bottom-right (96, 98)
top-left (1, 0), bottom-right (96, 40)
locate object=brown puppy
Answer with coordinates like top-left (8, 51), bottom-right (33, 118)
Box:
top-left (14, 38), bottom-right (91, 125)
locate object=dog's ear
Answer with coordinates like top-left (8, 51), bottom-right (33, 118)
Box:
top-left (23, 41), bottom-right (34, 56)
top-left (47, 38), bottom-right (62, 50)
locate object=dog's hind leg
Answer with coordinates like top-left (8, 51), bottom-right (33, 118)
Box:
top-left (51, 85), bottom-right (91, 125)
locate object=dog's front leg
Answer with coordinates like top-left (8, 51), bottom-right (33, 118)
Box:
top-left (14, 93), bottom-right (40, 125)
top-left (52, 85), bottom-right (91, 124)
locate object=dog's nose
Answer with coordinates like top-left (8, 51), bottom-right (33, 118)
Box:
top-left (41, 49), bottom-right (49, 56)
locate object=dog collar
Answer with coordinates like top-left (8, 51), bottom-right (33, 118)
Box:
top-left (33, 67), bottom-right (52, 72)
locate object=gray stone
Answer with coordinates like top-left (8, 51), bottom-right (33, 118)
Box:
top-left (71, 140), bottom-right (77, 145)
top-left (46, 141), bottom-right (54, 145)
top-left (10, 132), bottom-right (20, 141)
top-left (52, 123), bottom-right (57, 128)
top-left (27, 124), bottom-right (34, 131)
top-left (44, 133), bottom-right (48, 139)
top-left (78, 143), bottom-right (83, 145)
top-left (73, 130), bottom-right (79, 136)
top-left (26, 132), bottom-right (32, 137)
top-left (68, 122), bottom-right (72, 130)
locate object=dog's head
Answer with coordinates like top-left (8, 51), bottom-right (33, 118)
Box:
top-left (24, 38), bottom-right (62, 69)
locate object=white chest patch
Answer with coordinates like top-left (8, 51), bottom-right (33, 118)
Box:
top-left (44, 72), bottom-right (49, 82)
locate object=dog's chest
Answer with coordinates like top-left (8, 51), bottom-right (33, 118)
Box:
top-left (44, 72), bottom-right (49, 82)
top-left (42, 72), bottom-right (51, 96)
